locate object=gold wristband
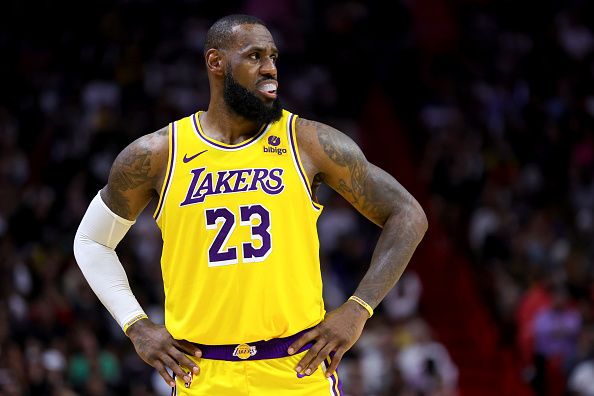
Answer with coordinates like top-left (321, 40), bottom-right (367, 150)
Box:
top-left (123, 313), bottom-right (148, 334)
top-left (348, 296), bottom-right (374, 318)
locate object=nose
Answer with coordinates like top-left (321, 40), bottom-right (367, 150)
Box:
top-left (260, 56), bottom-right (277, 79)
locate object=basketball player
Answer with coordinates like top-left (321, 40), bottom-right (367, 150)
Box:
top-left (73, 14), bottom-right (427, 395)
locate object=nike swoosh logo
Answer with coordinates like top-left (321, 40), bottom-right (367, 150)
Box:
top-left (183, 150), bottom-right (208, 163)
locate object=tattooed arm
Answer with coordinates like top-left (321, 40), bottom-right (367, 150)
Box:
top-left (85, 127), bottom-right (202, 387)
top-left (288, 118), bottom-right (428, 377)
top-left (310, 120), bottom-right (428, 304)
top-left (100, 126), bottom-right (169, 220)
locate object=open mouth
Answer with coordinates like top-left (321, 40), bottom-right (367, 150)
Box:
top-left (257, 81), bottom-right (278, 99)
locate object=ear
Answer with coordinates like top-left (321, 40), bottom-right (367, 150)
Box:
top-left (206, 49), bottom-right (225, 76)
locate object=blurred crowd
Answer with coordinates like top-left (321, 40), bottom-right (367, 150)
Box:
top-left (1, 0), bottom-right (594, 395)
top-left (415, 1), bottom-right (594, 395)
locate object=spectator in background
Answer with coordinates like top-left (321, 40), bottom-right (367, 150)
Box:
top-left (396, 319), bottom-right (458, 396)
top-left (568, 358), bottom-right (594, 396)
top-left (67, 326), bottom-right (120, 393)
top-left (382, 270), bottom-right (422, 322)
top-left (567, 324), bottom-right (594, 396)
top-left (531, 284), bottom-right (582, 396)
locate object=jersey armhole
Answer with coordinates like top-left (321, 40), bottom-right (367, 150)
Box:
top-left (287, 114), bottom-right (324, 212)
top-left (153, 121), bottom-right (177, 220)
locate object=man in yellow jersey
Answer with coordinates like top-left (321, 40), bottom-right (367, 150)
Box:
top-left (73, 14), bottom-right (427, 395)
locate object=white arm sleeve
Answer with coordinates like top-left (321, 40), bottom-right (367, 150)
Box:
top-left (73, 192), bottom-right (147, 332)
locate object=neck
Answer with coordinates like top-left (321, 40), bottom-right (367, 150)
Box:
top-left (201, 96), bottom-right (263, 145)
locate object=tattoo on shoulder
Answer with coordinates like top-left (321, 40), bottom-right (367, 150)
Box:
top-left (296, 118), bottom-right (318, 128)
top-left (111, 147), bottom-right (152, 190)
top-left (156, 126), bottom-right (168, 136)
top-left (315, 121), bottom-right (392, 223)
top-left (315, 123), bottom-right (352, 167)
top-left (104, 131), bottom-right (165, 218)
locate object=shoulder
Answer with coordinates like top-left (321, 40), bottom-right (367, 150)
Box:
top-left (294, 117), bottom-right (365, 170)
top-left (100, 126), bottom-right (169, 219)
top-left (133, 126), bottom-right (169, 154)
top-left (115, 126), bottom-right (169, 174)
top-left (294, 117), bottom-right (330, 142)
top-left (293, 117), bottom-right (319, 158)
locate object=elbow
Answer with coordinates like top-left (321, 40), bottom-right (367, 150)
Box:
top-left (408, 199), bottom-right (428, 239)
top-left (73, 231), bottom-right (80, 260)
top-left (415, 201), bottom-right (429, 235)
top-left (384, 197), bottom-right (428, 240)
top-left (73, 230), bottom-right (86, 265)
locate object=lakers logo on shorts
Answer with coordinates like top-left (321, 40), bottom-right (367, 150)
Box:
top-left (233, 343), bottom-right (257, 359)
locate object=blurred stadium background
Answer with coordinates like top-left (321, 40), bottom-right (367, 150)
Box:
top-left (2, 0), bottom-right (594, 395)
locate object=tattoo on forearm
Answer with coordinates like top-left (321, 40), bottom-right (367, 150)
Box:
top-left (354, 199), bottom-right (423, 306)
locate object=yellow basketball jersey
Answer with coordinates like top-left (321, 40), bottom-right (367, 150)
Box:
top-left (153, 110), bottom-right (325, 344)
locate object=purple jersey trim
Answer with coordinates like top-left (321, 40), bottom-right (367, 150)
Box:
top-left (325, 356), bottom-right (341, 395)
top-left (154, 122), bottom-right (176, 220)
top-left (336, 369), bottom-right (344, 395)
top-left (329, 372), bottom-right (339, 396)
top-left (191, 112), bottom-right (268, 150)
top-left (194, 327), bottom-right (313, 361)
top-left (287, 114), bottom-right (322, 211)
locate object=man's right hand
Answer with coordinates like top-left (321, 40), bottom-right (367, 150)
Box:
top-left (126, 318), bottom-right (202, 387)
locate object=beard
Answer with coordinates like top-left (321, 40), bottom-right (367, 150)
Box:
top-left (223, 71), bottom-right (283, 124)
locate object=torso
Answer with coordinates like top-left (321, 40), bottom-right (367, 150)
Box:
top-left (152, 109), bottom-right (326, 344)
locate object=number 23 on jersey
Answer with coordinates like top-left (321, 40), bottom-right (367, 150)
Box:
top-left (205, 204), bottom-right (272, 267)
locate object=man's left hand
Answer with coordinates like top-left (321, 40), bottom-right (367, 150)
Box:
top-left (287, 300), bottom-right (370, 377)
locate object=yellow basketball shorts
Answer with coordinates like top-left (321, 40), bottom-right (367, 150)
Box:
top-left (172, 329), bottom-right (343, 395)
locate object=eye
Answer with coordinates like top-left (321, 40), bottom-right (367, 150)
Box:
top-left (249, 53), bottom-right (260, 60)
top-left (270, 54), bottom-right (278, 64)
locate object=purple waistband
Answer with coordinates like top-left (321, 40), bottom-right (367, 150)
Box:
top-left (194, 328), bottom-right (313, 361)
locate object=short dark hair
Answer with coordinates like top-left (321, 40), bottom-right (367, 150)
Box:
top-left (204, 14), bottom-right (266, 53)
